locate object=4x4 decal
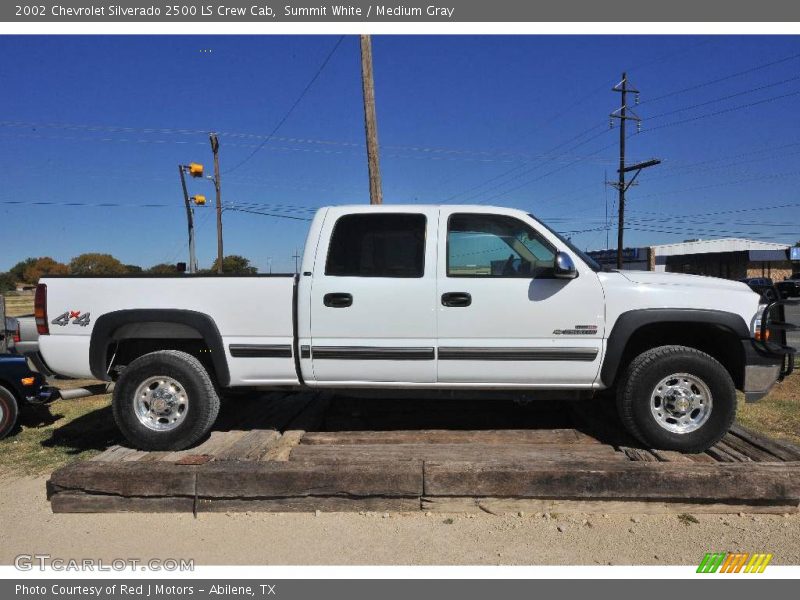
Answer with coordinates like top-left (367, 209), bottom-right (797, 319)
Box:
top-left (51, 311), bottom-right (91, 327)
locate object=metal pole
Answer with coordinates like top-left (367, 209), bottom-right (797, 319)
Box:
top-left (178, 165), bottom-right (197, 273)
top-left (360, 34), bottom-right (383, 205)
top-left (210, 133), bottom-right (223, 274)
top-left (616, 72), bottom-right (627, 270)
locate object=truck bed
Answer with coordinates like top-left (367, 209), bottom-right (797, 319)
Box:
top-left (39, 274), bottom-right (298, 385)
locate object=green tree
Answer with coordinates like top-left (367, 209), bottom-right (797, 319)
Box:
top-left (22, 257), bottom-right (70, 283)
top-left (123, 264), bottom-right (143, 273)
top-left (8, 258), bottom-right (37, 283)
top-left (147, 263), bottom-right (179, 274)
top-left (206, 255), bottom-right (258, 275)
top-left (0, 272), bottom-right (16, 293)
top-left (69, 253), bottom-right (126, 275)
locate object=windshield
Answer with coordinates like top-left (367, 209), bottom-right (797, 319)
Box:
top-left (529, 214), bottom-right (603, 272)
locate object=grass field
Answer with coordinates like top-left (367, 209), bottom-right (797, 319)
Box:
top-left (0, 379), bottom-right (116, 476)
top-left (738, 363), bottom-right (800, 446)
top-left (2, 291), bottom-right (34, 317)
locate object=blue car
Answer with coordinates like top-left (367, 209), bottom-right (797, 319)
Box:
top-left (0, 354), bottom-right (56, 439)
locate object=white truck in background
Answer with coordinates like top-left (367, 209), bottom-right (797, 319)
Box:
top-left (36, 205), bottom-right (796, 451)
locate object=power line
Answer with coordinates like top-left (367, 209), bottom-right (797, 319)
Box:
top-left (646, 76), bottom-right (800, 120)
top-left (442, 124), bottom-right (608, 203)
top-left (644, 88), bottom-right (800, 132)
top-left (224, 206), bottom-right (313, 221)
top-left (225, 35), bottom-right (346, 175)
top-left (640, 51), bottom-right (800, 105)
top-left (626, 201), bottom-right (800, 219)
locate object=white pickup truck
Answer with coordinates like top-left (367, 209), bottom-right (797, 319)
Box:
top-left (35, 205), bottom-right (796, 452)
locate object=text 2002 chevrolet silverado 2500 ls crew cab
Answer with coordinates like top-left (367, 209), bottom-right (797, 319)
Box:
top-left (35, 205), bottom-right (797, 452)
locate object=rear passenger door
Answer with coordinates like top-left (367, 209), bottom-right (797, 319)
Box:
top-left (308, 208), bottom-right (438, 385)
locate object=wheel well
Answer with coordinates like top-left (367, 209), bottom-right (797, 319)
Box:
top-left (612, 322), bottom-right (745, 389)
top-left (107, 336), bottom-right (217, 383)
top-left (0, 380), bottom-right (21, 403)
top-left (89, 309), bottom-right (230, 387)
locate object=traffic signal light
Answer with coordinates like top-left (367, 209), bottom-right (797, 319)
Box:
top-left (188, 163), bottom-right (204, 177)
top-left (191, 195), bottom-right (206, 206)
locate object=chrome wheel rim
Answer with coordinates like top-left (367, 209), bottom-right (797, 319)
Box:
top-left (134, 376), bottom-right (189, 431)
top-left (649, 372), bottom-right (712, 434)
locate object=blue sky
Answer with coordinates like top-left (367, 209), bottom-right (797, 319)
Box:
top-left (1, 35), bottom-right (798, 273)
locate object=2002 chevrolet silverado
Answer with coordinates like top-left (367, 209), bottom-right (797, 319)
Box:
top-left (35, 205), bottom-right (797, 451)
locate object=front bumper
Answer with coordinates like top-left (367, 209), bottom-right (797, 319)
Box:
top-left (742, 354), bottom-right (782, 402)
top-left (744, 298), bottom-right (798, 402)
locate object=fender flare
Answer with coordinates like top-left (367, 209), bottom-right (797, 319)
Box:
top-left (88, 309), bottom-right (230, 386)
top-left (601, 308), bottom-right (750, 387)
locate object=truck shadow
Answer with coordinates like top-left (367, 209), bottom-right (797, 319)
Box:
top-left (39, 404), bottom-right (123, 455)
top-left (215, 391), bottom-right (640, 449)
top-left (36, 390), bottom-right (641, 454)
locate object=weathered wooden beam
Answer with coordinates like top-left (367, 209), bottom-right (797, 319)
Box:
top-left (423, 460), bottom-right (800, 501)
top-left (262, 430), bottom-right (305, 461)
top-left (51, 492), bottom-right (194, 513)
top-left (301, 429), bottom-right (598, 446)
top-left (197, 496), bottom-right (420, 513)
top-left (291, 443), bottom-right (622, 463)
top-left (214, 429), bottom-right (282, 461)
top-left (195, 460), bottom-right (423, 498)
top-left (421, 496), bottom-right (800, 515)
top-left (48, 462), bottom-right (197, 497)
top-left (730, 424), bottom-right (800, 461)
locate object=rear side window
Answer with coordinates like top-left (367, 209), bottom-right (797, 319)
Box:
top-left (325, 213), bottom-right (426, 278)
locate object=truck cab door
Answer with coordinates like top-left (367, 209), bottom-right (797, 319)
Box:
top-left (436, 208), bottom-right (605, 387)
top-left (305, 207), bottom-right (439, 385)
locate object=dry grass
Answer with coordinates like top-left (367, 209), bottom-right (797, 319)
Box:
top-left (2, 291), bottom-right (35, 317)
top-left (0, 378), bottom-right (121, 476)
top-left (737, 365), bottom-right (800, 446)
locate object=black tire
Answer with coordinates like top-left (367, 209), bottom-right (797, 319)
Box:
top-left (616, 345), bottom-right (736, 453)
top-left (0, 385), bottom-right (19, 440)
top-left (112, 350), bottom-right (220, 451)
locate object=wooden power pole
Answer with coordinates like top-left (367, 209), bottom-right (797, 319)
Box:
top-left (209, 133), bottom-right (223, 274)
top-left (360, 34), bottom-right (383, 205)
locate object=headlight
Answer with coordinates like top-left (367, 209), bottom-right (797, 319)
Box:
top-left (753, 304), bottom-right (770, 341)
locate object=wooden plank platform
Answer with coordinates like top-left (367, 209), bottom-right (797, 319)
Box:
top-left (47, 392), bottom-right (800, 514)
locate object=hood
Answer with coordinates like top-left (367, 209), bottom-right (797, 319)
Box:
top-left (619, 270), bottom-right (754, 293)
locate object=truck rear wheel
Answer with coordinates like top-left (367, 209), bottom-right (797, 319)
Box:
top-left (112, 350), bottom-right (220, 451)
top-left (0, 385), bottom-right (19, 440)
top-left (616, 345), bottom-right (736, 453)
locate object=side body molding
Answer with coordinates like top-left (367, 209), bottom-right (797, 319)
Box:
top-left (601, 308), bottom-right (750, 387)
top-left (89, 309), bottom-right (230, 386)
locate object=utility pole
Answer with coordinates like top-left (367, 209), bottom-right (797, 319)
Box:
top-left (360, 34), bottom-right (383, 205)
top-left (292, 249), bottom-right (301, 274)
top-left (178, 165), bottom-right (197, 274)
top-left (209, 133), bottom-right (223, 274)
top-left (178, 164), bottom-right (204, 273)
top-left (610, 73), bottom-right (660, 269)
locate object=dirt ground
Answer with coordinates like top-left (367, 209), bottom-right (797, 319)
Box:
top-left (0, 475), bottom-right (798, 566)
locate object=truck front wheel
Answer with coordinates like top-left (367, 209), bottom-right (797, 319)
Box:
top-left (616, 345), bottom-right (736, 453)
top-left (112, 350), bottom-right (220, 451)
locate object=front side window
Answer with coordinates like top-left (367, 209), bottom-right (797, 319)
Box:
top-left (447, 213), bottom-right (555, 278)
top-left (325, 213), bottom-right (426, 277)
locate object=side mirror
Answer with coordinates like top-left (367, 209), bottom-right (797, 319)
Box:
top-left (554, 251), bottom-right (578, 279)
